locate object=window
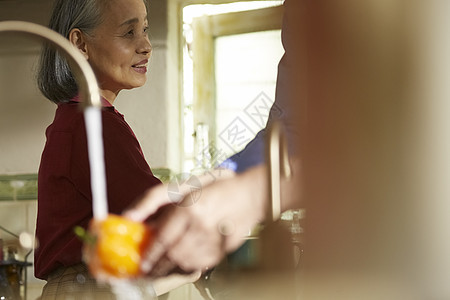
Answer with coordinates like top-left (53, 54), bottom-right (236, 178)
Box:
top-left (181, 1), bottom-right (284, 173)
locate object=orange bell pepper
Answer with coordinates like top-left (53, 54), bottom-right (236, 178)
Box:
top-left (78, 214), bottom-right (153, 279)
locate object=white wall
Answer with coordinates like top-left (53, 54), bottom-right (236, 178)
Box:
top-left (0, 51), bottom-right (55, 174)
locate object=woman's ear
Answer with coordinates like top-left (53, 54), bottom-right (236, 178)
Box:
top-left (69, 28), bottom-right (89, 59)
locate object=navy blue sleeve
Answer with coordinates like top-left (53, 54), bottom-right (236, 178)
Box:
top-left (221, 129), bottom-right (266, 173)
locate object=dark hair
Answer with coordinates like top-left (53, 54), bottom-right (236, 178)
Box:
top-left (37, 0), bottom-right (105, 104)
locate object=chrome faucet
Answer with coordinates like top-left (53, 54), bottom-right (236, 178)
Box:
top-left (0, 21), bottom-right (108, 220)
top-left (0, 21), bottom-right (100, 108)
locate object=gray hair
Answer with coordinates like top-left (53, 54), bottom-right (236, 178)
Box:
top-left (37, 0), bottom-right (105, 104)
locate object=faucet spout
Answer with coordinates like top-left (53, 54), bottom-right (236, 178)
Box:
top-left (0, 21), bottom-right (100, 108)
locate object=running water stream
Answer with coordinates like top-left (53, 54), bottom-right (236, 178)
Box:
top-left (84, 106), bottom-right (108, 220)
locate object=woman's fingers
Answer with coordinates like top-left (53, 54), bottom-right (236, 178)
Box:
top-left (165, 225), bottom-right (225, 272)
top-left (147, 253), bottom-right (177, 278)
top-left (124, 169), bottom-right (247, 276)
top-left (142, 206), bottom-right (191, 274)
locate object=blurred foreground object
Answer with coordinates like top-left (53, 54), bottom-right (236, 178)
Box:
top-left (302, 1), bottom-right (450, 299)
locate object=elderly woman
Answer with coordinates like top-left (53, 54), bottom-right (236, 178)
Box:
top-left (35, 0), bottom-right (162, 298)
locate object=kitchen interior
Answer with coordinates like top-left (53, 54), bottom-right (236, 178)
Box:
top-left (3, 0), bottom-right (450, 299)
top-left (0, 0), bottom-right (285, 299)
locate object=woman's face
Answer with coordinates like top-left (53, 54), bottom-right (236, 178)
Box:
top-left (85, 0), bottom-right (152, 95)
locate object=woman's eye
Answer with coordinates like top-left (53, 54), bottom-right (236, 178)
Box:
top-left (124, 27), bottom-right (147, 37)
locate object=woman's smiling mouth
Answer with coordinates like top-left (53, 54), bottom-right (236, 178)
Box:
top-left (132, 59), bottom-right (148, 73)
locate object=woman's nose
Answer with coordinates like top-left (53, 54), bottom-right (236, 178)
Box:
top-left (138, 35), bottom-right (152, 55)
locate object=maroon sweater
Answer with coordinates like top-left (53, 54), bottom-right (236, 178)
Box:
top-left (35, 97), bottom-right (161, 279)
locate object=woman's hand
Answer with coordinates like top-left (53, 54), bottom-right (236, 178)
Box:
top-left (123, 166), bottom-right (267, 276)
